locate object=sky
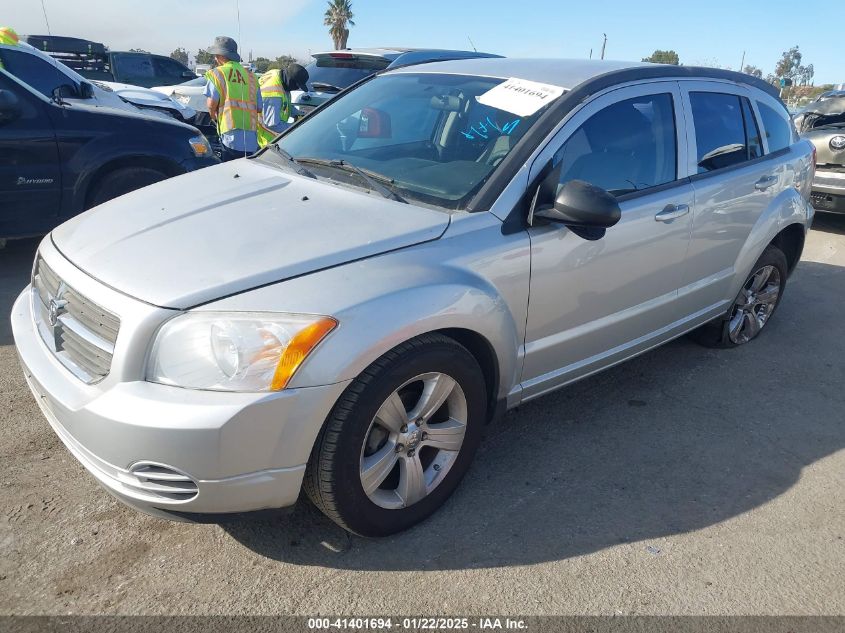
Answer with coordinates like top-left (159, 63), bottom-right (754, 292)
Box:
top-left (7, 0), bottom-right (845, 85)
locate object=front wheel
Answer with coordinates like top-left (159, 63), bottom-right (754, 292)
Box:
top-left (304, 334), bottom-right (487, 536)
top-left (692, 245), bottom-right (788, 348)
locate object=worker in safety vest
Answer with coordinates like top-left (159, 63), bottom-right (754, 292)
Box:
top-left (257, 63), bottom-right (309, 148)
top-left (0, 27), bottom-right (20, 70)
top-left (203, 36), bottom-right (262, 162)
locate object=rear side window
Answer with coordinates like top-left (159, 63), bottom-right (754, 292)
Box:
top-left (690, 92), bottom-right (762, 173)
top-left (757, 101), bottom-right (793, 153)
top-left (554, 93), bottom-right (678, 196)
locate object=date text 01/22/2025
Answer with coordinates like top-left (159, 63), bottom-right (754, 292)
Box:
top-left (307, 617), bottom-right (528, 630)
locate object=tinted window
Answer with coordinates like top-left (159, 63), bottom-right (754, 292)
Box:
top-left (153, 56), bottom-right (188, 79)
top-left (554, 93), bottom-right (677, 196)
top-left (757, 101), bottom-right (793, 152)
top-left (113, 53), bottom-right (154, 79)
top-left (305, 56), bottom-right (390, 92)
top-left (0, 49), bottom-right (74, 98)
top-left (690, 92), bottom-right (762, 173)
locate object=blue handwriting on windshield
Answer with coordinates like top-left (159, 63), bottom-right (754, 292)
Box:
top-left (460, 116), bottom-right (521, 141)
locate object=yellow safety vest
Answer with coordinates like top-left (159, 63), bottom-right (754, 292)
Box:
top-left (257, 69), bottom-right (292, 148)
top-left (0, 26), bottom-right (20, 70)
top-left (206, 61), bottom-right (260, 136)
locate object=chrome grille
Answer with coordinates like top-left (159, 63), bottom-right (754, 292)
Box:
top-left (31, 257), bottom-right (120, 383)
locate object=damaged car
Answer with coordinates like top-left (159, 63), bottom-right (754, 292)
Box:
top-left (795, 93), bottom-right (845, 213)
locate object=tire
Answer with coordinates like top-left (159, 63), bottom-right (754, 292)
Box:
top-left (87, 167), bottom-right (167, 209)
top-left (304, 333), bottom-right (487, 537)
top-left (691, 245), bottom-right (788, 348)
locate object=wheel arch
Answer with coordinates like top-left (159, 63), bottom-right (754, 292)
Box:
top-left (83, 155), bottom-right (185, 209)
top-left (434, 327), bottom-right (501, 423)
top-left (770, 222), bottom-right (805, 276)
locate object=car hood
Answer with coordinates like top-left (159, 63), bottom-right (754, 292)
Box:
top-left (98, 81), bottom-right (195, 116)
top-left (51, 159), bottom-right (450, 309)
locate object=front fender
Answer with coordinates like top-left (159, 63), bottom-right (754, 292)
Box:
top-left (289, 278), bottom-right (520, 397)
top-left (202, 214), bottom-right (531, 400)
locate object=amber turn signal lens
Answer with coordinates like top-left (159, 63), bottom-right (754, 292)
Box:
top-left (270, 317), bottom-right (338, 390)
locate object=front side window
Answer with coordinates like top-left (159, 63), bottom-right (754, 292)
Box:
top-left (0, 49), bottom-right (74, 98)
top-left (553, 93), bottom-right (677, 196)
top-left (757, 101), bottom-right (793, 153)
top-left (276, 73), bottom-right (559, 209)
top-left (690, 91), bottom-right (761, 173)
top-left (153, 56), bottom-right (188, 79)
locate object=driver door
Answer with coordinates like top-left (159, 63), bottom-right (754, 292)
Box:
top-left (521, 81), bottom-right (695, 399)
top-left (0, 71), bottom-right (61, 238)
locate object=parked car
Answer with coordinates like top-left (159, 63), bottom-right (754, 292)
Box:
top-left (0, 60), bottom-right (217, 238)
top-left (794, 93), bottom-right (845, 213)
top-left (23, 35), bottom-right (196, 88)
top-left (11, 59), bottom-right (814, 536)
top-left (3, 40), bottom-right (194, 122)
top-left (291, 48), bottom-right (501, 115)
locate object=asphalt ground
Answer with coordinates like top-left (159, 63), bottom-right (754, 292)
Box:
top-left (0, 214), bottom-right (843, 616)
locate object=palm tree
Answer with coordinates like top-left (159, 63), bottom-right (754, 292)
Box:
top-left (324, 0), bottom-right (355, 50)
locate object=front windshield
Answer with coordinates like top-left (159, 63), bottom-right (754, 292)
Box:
top-left (275, 73), bottom-right (558, 210)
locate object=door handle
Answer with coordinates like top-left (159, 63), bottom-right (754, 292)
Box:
top-left (755, 175), bottom-right (778, 191)
top-left (654, 203), bottom-right (690, 222)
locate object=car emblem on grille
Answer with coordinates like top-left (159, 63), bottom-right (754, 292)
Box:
top-left (47, 284), bottom-right (68, 327)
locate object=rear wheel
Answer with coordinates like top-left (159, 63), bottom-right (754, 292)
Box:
top-left (87, 167), bottom-right (167, 208)
top-left (691, 245), bottom-right (788, 348)
top-left (304, 334), bottom-right (487, 536)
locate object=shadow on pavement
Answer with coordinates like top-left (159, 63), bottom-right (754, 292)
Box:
top-left (224, 260), bottom-right (845, 570)
top-left (811, 212), bottom-right (845, 236)
top-left (0, 238), bottom-right (39, 346)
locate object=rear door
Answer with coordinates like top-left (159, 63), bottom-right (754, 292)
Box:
top-left (0, 71), bottom-right (60, 238)
top-left (521, 82), bottom-right (695, 397)
top-left (676, 82), bottom-right (777, 313)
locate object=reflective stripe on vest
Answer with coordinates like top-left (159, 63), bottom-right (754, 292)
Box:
top-left (208, 61), bottom-right (259, 135)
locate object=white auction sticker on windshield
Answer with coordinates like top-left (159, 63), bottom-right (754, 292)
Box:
top-left (477, 77), bottom-right (565, 117)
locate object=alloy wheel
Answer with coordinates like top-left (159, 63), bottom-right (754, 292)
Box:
top-left (728, 265), bottom-right (782, 344)
top-left (359, 372), bottom-right (468, 510)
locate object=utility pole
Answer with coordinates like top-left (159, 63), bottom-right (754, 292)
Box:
top-left (740, 50), bottom-right (746, 73)
top-left (600, 33), bottom-right (607, 60)
top-left (589, 48), bottom-right (593, 60)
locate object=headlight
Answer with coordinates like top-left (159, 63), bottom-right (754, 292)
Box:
top-left (188, 135), bottom-right (212, 157)
top-left (830, 136), bottom-right (845, 151)
top-left (146, 312), bottom-right (337, 392)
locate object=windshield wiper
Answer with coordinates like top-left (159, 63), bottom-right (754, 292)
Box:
top-left (310, 82), bottom-right (344, 93)
top-left (267, 145), bottom-right (317, 179)
top-left (296, 158), bottom-right (408, 203)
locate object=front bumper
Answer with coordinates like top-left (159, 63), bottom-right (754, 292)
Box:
top-left (811, 169), bottom-right (845, 213)
top-left (11, 250), bottom-right (350, 520)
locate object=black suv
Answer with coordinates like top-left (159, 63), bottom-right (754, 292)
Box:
top-left (23, 35), bottom-right (196, 88)
top-left (0, 66), bottom-right (218, 239)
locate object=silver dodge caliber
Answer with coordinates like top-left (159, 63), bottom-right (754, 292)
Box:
top-left (12, 59), bottom-right (815, 536)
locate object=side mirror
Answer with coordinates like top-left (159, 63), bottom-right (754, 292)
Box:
top-left (533, 179), bottom-right (621, 240)
top-left (78, 82), bottom-right (95, 99)
top-left (51, 84), bottom-right (79, 102)
top-left (0, 89), bottom-right (21, 123)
